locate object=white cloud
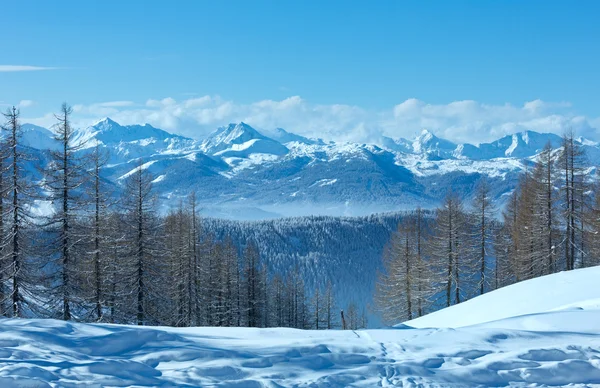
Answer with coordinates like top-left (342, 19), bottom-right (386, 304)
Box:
top-left (0, 65), bottom-right (57, 72)
top-left (24, 96), bottom-right (600, 144)
top-left (96, 101), bottom-right (135, 108)
top-left (18, 100), bottom-right (35, 108)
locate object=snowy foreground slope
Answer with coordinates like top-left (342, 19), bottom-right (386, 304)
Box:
top-left (406, 266), bottom-right (600, 329)
top-left (1, 268), bottom-right (600, 387)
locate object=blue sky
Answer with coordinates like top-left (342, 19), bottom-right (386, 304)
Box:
top-left (1, 1), bottom-right (599, 143)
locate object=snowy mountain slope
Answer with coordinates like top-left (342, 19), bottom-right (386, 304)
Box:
top-left (73, 118), bottom-right (198, 165)
top-left (412, 129), bottom-right (458, 159)
top-left (80, 117), bottom-right (183, 144)
top-left (453, 131), bottom-right (563, 160)
top-left (382, 130), bottom-right (459, 160)
top-left (267, 127), bottom-right (324, 145)
top-left (20, 123), bottom-right (60, 151)
top-left (406, 266), bottom-right (600, 329)
top-left (200, 122), bottom-right (288, 156)
top-left (3, 266), bottom-right (600, 387)
top-left (20, 118), bottom-right (600, 218)
top-left (381, 135), bottom-right (413, 154)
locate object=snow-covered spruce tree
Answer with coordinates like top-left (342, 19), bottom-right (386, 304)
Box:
top-left (120, 163), bottom-right (164, 325)
top-left (470, 179), bottom-right (496, 295)
top-left (43, 103), bottom-right (89, 321)
top-left (427, 193), bottom-right (473, 308)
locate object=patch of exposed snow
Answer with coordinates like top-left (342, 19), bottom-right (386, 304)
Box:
top-left (152, 174), bottom-right (166, 183)
top-left (118, 160), bottom-right (158, 180)
top-left (309, 178), bottom-right (338, 187)
top-left (223, 153), bottom-right (279, 174)
top-left (505, 134), bottom-right (519, 156)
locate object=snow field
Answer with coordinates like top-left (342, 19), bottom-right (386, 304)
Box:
top-left (1, 267), bottom-right (600, 386)
top-left (0, 315), bottom-right (598, 386)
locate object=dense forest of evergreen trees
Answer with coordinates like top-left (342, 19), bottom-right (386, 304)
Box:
top-left (375, 135), bottom-right (600, 324)
top-left (0, 105), bottom-right (367, 329)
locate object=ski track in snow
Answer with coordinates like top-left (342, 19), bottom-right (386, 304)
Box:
top-left (0, 316), bottom-right (599, 387)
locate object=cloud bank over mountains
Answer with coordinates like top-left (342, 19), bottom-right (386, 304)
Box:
top-left (22, 96), bottom-right (599, 144)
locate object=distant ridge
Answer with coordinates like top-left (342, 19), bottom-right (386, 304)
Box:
top-left (20, 118), bottom-right (600, 219)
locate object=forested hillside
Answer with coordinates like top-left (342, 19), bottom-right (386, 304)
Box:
top-left (201, 213), bottom-right (415, 321)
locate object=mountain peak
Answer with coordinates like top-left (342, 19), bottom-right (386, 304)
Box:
top-left (79, 117), bottom-right (182, 147)
top-left (92, 117), bottom-right (119, 128)
top-left (414, 129), bottom-right (441, 145)
top-left (218, 122), bottom-right (263, 139)
top-left (201, 122), bottom-right (268, 154)
top-left (411, 129), bottom-right (456, 158)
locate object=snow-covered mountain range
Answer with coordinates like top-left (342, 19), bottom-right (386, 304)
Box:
top-left (24, 118), bottom-right (600, 218)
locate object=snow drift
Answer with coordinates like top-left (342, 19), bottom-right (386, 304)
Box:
top-left (406, 266), bottom-right (600, 329)
top-left (1, 267), bottom-right (600, 387)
